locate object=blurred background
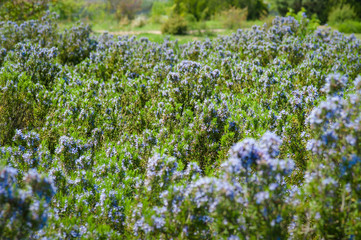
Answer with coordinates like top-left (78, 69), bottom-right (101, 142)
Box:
top-left (1, 0), bottom-right (360, 42)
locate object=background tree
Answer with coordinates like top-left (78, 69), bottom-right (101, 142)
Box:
top-left (275, 0), bottom-right (302, 16)
top-left (273, 0), bottom-right (360, 24)
top-left (234, 0), bottom-right (268, 20)
top-left (342, 0), bottom-right (361, 19)
top-left (49, 0), bottom-right (85, 21)
top-left (173, 0), bottom-right (208, 21)
top-left (302, 0), bottom-right (334, 24)
top-left (173, 0), bottom-right (268, 21)
top-left (107, 0), bottom-right (143, 20)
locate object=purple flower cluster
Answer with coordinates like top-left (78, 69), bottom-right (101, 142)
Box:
top-left (131, 132), bottom-right (295, 238)
top-left (0, 167), bottom-right (56, 239)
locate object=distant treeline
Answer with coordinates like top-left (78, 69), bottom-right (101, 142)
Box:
top-left (274, 0), bottom-right (361, 24)
top-left (1, 0), bottom-right (360, 24)
top-left (173, 0), bottom-right (268, 21)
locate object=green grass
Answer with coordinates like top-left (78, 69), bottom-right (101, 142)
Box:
top-left (188, 20), bottom-right (225, 30)
top-left (58, 12), bottom-right (274, 42)
top-left (90, 17), bottom-right (127, 32)
top-left (86, 16), bottom-right (234, 45)
top-left (133, 22), bottom-right (162, 31)
top-left (61, 15), bottom-right (361, 43)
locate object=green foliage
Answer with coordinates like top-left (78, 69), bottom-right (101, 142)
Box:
top-left (275, 0), bottom-right (361, 24)
top-left (150, 1), bottom-right (173, 23)
top-left (328, 4), bottom-right (358, 24)
top-left (276, 0), bottom-right (332, 24)
top-left (342, 0), bottom-right (361, 19)
top-left (286, 7), bottom-right (320, 34)
top-left (48, 0), bottom-right (84, 21)
top-left (161, 15), bottom-right (188, 35)
top-left (274, 0), bottom-right (299, 16)
top-left (0, 72), bottom-right (42, 146)
top-left (327, 2), bottom-right (361, 34)
top-left (0, 0), bottom-right (55, 21)
top-left (337, 20), bottom-right (361, 34)
top-left (301, 0), bottom-right (334, 24)
top-left (220, 7), bottom-right (248, 30)
top-left (173, 0), bottom-right (210, 21)
top-left (243, 0), bottom-right (269, 20)
top-left (173, 0), bottom-right (268, 21)
top-left (0, 44), bottom-right (59, 145)
top-left (107, 0), bottom-right (143, 20)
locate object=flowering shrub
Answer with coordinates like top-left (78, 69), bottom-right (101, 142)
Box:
top-left (0, 43), bottom-right (59, 145)
top-left (129, 132), bottom-right (295, 239)
top-left (57, 23), bottom-right (97, 65)
top-left (0, 166), bottom-right (56, 239)
top-left (291, 76), bottom-right (361, 238)
top-left (0, 12), bottom-right (58, 52)
top-left (0, 12), bottom-right (360, 238)
top-left (0, 12), bottom-right (96, 66)
top-left (4, 43), bottom-right (60, 87)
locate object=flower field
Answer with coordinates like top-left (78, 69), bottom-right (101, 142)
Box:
top-left (1, 13), bottom-right (361, 239)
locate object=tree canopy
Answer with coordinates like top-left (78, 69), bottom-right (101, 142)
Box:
top-left (274, 0), bottom-right (361, 24)
top-left (173, 0), bottom-right (268, 21)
